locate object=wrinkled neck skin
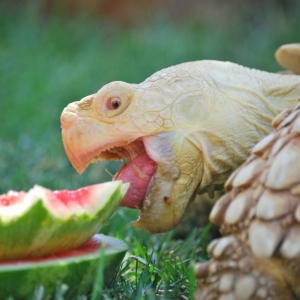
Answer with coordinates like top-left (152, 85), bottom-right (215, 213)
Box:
top-left (134, 132), bottom-right (204, 232)
top-left (133, 61), bottom-right (300, 232)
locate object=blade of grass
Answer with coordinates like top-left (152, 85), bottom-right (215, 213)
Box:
top-left (91, 245), bottom-right (106, 300)
top-left (55, 283), bottom-right (69, 300)
top-left (135, 262), bottom-right (148, 299)
top-left (188, 261), bottom-right (196, 300)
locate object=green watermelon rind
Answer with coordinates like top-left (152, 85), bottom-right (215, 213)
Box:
top-left (0, 181), bottom-right (129, 260)
top-left (0, 234), bottom-right (128, 300)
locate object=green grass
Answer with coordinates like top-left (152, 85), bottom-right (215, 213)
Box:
top-left (1, 1), bottom-right (300, 299)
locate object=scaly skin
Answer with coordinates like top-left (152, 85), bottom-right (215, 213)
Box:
top-left (196, 102), bottom-right (300, 300)
top-left (61, 44), bottom-right (300, 233)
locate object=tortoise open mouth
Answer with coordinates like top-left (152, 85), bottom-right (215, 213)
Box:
top-left (60, 103), bottom-right (157, 210)
top-left (113, 140), bottom-right (157, 209)
top-left (67, 138), bottom-right (157, 210)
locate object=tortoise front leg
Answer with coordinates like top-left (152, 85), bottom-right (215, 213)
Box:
top-left (196, 236), bottom-right (299, 300)
top-left (195, 102), bottom-right (300, 299)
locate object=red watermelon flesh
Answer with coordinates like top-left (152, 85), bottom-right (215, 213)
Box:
top-left (52, 187), bottom-right (90, 206)
top-left (1, 186), bottom-right (102, 210)
top-left (0, 191), bottom-right (26, 206)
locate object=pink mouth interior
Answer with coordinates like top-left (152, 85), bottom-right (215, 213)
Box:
top-left (115, 153), bottom-right (156, 209)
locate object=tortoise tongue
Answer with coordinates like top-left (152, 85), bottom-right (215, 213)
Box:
top-left (115, 153), bottom-right (156, 209)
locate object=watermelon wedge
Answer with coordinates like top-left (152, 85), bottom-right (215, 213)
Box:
top-left (0, 181), bottom-right (129, 260)
top-left (0, 234), bottom-right (128, 300)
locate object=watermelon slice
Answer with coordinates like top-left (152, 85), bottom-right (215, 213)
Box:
top-left (0, 234), bottom-right (127, 299)
top-left (0, 181), bottom-right (129, 260)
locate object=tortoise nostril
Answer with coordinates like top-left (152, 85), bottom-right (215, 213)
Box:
top-left (61, 95), bottom-right (95, 128)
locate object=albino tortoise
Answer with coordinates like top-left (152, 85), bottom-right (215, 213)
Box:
top-left (61, 43), bottom-right (300, 298)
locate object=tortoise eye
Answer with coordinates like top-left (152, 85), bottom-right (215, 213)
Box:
top-left (107, 97), bottom-right (121, 110)
top-left (95, 86), bottom-right (132, 118)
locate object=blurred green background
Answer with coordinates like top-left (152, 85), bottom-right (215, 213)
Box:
top-left (0, 1), bottom-right (299, 297)
top-left (0, 0), bottom-right (299, 221)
